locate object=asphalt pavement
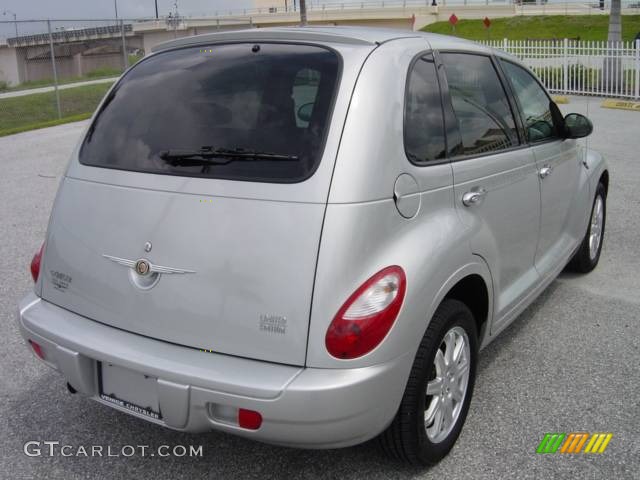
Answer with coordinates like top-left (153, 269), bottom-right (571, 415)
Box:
top-left (0, 96), bottom-right (638, 479)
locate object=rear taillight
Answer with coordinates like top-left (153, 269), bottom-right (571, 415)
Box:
top-left (30, 242), bottom-right (45, 282)
top-left (325, 265), bottom-right (406, 359)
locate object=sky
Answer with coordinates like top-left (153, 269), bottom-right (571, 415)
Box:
top-left (0, 0), bottom-right (348, 20)
top-left (0, 0), bottom-right (345, 37)
top-left (0, 1), bottom-right (254, 20)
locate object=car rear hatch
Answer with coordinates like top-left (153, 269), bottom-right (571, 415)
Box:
top-left (40, 41), bottom-right (366, 366)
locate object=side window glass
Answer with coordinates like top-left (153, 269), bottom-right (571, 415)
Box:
top-left (499, 60), bottom-right (559, 142)
top-left (440, 53), bottom-right (519, 156)
top-left (292, 68), bottom-right (321, 128)
top-left (404, 53), bottom-right (447, 164)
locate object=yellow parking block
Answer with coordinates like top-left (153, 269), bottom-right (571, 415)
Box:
top-left (601, 99), bottom-right (640, 111)
top-left (552, 95), bottom-right (569, 104)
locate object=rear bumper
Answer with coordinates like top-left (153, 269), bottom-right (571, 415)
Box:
top-left (17, 293), bottom-right (412, 448)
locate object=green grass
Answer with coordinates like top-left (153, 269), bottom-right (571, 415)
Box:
top-left (0, 69), bottom-right (120, 93)
top-left (422, 15), bottom-right (640, 41)
top-left (0, 113), bottom-right (94, 137)
top-left (1, 54), bottom-right (144, 93)
top-left (0, 82), bottom-right (113, 137)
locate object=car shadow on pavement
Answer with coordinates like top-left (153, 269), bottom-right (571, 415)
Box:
top-left (476, 279), bottom-right (561, 376)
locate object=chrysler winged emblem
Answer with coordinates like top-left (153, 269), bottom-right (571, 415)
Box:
top-left (102, 255), bottom-right (195, 275)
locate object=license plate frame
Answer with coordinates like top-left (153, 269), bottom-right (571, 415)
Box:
top-left (97, 361), bottom-right (162, 421)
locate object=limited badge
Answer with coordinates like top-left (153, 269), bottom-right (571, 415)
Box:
top-left (259, 314), bottom-right (287, 335)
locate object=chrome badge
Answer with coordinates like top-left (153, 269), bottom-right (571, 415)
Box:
top-left (135, 259), bottom-right (151, 276)
top-left (103, 254), bottom-right (195, 290)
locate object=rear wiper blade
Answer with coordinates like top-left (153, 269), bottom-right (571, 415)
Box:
top-left (159, 147), bottom-right (298, 165)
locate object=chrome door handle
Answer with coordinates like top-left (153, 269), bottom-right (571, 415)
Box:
top-left (462, 188), bottom-right (487, 207)
top-left (539, 166), bottom-right (553, 179)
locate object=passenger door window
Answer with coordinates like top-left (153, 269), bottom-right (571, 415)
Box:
top-left (499, 60), bottom-right (560, 143)
top-left (440, 53), bottom-right (519, 156)
top-left (404, 53), bottom-right (447, 164)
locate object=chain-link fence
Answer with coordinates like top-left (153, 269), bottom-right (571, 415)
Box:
top-left (0, 17), bottom-right (252, 136)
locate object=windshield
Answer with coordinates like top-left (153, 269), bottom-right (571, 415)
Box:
top-left (79, 43), bottom-right (341, 183)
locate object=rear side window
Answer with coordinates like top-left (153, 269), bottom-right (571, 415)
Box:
top-left (404, 53), bottom-right (446, 164)
top-left (80, 43), bottom-right (341, 183)
top-left (440, 53), bottom-right (519, 157)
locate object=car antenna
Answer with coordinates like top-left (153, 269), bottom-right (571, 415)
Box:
top-left (583, 83), bottom-right (591, 169)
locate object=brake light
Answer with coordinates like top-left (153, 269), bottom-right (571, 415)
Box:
top-left (30, 242), bottom-right (45, 282)
top-left (326, 266), bottom-right (406, 359)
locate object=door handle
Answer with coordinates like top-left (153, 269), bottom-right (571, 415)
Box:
top-left (539, 166), bottom-right (553, 179)
top-left (462, 188), bottom-right (487, 207)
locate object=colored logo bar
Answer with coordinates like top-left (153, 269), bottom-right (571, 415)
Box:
top-left (536, 433), bottom-right (612, 454)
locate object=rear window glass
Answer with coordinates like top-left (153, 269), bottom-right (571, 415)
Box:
top-left (79, 43), bottom-right (341, 183)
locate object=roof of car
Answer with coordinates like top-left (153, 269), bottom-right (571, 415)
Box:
top-left (152, 25), bottom-right (486, 53)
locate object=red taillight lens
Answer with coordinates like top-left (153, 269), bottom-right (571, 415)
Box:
top-left (29, 340), bottom-right (45, 360)
top-left (30, 242), bottom-right (45, 282)
top-left (238, 408), bottom-right (262, 430)
top-left (325, 265), bottom-right (406, 359)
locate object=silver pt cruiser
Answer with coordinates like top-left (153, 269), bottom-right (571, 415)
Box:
top-left (18, 27), bottom-right (608, 465)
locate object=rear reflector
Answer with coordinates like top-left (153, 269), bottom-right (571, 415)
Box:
top-left (238, 408), bottom-right (262, 430)
top-left (30, 242), bottom-right (45, 283)
top-left (29, 340), bottom-right (45, 360)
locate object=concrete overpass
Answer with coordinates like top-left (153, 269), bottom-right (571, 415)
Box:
top-left (132, 2), bottom-right (622, 55)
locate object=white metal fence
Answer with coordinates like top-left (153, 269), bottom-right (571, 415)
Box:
top-left (480, 39), bottom-right (640, 98)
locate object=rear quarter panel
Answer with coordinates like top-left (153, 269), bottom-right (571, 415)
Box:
top-left (307, 38), bottom-right (493, 369)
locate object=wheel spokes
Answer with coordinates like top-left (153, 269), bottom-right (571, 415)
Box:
top-left (427, 376), bottom-right (444, 396)
top-left (434, 349), bottom-right (446, 374)
top-left (424, 326), bottom-right (472, 444)
top-left (424, 397), bottom-right (440, 426)
top-left (443, 331), bottom-right (456, 366)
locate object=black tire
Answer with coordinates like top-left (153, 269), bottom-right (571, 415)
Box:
top-left (567, 182), bottom-right (606, 273)
top-left (377, 299), bottom-right (478, 465)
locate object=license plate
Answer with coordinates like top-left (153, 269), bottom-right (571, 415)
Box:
top-left (98, 362), bottom-right (162, 420)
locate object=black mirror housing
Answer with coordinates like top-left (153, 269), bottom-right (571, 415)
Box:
top-left (297, 102), bottom-right (314, 123)
top-left (564, 113), bottom-right (593, 139)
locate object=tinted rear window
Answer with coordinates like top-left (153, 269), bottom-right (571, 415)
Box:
top-left (80, 43), bottom-right (341, 183)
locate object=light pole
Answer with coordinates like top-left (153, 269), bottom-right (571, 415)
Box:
top-left (155, 0), bottom-right (159, 19)
top-left (114, 0), bottom-right (119, 19)
top-left (2, 10), bottom-right (18, 38)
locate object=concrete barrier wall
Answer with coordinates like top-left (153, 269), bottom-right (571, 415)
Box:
top-left (0, 47), bottom-right (20, 86)
top-left (79, 54), bottom-right (123, 76)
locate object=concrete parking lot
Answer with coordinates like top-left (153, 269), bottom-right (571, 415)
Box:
top-left (0, 96), bottom-right (638, 479)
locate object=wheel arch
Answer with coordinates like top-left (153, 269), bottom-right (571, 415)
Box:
top-left (428, 260), bottom-right (494, 348)
top-left (599, 169), bottom-right (609, 196)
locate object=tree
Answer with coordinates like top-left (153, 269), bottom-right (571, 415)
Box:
top-left (608, 0), bottom-right (622, 42)
top-left (300, 0), bottom-right (307, 26)
top-left (603, 0), bottom-right (622, 92)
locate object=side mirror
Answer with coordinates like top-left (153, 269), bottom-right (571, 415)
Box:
top-left (564, 113), bottom-right (593, 139)
top-left (297, 102), bottom-right (314, 123)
